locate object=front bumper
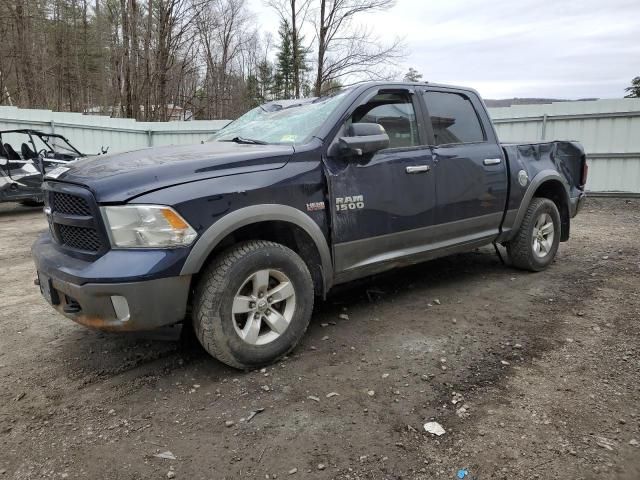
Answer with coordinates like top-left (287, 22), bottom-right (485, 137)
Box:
top-left (32, 233), bottom-right (191, 331)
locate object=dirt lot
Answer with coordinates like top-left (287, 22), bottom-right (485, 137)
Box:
top-left (0, 198), bottom-right (639, 480)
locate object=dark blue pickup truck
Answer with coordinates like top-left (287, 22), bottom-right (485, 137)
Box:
top-left (32, 82), bottom-right (587, 369)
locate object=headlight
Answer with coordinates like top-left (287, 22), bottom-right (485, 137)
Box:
top-left (101, 205), bottom-right (197, 248)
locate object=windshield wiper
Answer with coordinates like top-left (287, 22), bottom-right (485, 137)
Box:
top-left (222, 136), bottom-right (268, 145)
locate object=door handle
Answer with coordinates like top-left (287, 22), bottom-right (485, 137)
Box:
top-left (483, 158), bottom-right (502, 166)
top-left (406, 165), bottom-right (431, 174)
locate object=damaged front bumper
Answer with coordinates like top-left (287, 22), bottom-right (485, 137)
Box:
top-left (32, 233), bottom-right (191, 332)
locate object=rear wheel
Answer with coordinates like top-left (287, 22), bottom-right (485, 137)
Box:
top-left (192, 240), bottom-right (314, 369)
top-left (507, 197), bottom-right (561, 272)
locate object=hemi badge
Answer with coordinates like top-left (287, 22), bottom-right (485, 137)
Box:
top-left (306, 202), bottom-right (325, 212)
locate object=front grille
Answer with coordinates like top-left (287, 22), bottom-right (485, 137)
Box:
top-left (52, 192), bottom-right (91, 216)
top-left (58, 224), bottom-right (103, 252)
top-left (45, 183), bottom-right (107, 256)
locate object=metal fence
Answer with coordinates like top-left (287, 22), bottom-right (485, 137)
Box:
top-left (0, 106), bottom-right (229, 156)
top-left (489, 98), bottom-right (640, 194)
top-left (1, 99), bottom-right (639, 193)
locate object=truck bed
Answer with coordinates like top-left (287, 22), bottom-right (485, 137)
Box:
top-left (499, 140), bottom-right (587, 242)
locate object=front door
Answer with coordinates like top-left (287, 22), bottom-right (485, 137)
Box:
top-left (326, 89), bottom-right (437, 278)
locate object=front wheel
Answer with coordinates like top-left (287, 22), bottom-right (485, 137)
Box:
top-left (507, 197), bottom-right (561, 272)
top-left (192, 240), bottom-right (314, 369)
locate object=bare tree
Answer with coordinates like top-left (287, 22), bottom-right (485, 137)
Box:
top-left (120, 0), bottom-right (133, 117)
top-left (0, 0), bottom-right (271, 119)
top-left (7, 0), bottom-right (40, 106)
top-left (195, 0), bottom-right (258, 118)
top-left (313, 0), bottom-right (404, 96)
top-left (154, 0), bottom-right (197, 120)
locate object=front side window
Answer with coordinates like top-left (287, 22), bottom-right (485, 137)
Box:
top-left (424, 91), bottom-right (485, 146)
top-left (349, 93), bottom-right (420, 148)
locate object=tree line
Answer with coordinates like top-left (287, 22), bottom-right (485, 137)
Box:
top-left (0, 0), bottom-right (403, 121)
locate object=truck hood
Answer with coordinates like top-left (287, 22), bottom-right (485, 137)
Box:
top-left (49, 141), bottom-right (294, 203)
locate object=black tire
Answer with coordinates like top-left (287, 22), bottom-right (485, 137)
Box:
top-left (192, 240), bottom-right (314, 369)
top-left (507, 197), bottom-right (561, 272)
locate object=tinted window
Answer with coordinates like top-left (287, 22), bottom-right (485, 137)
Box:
top-left (424, 91), bottom-right (485, 145)
top-left (350, 93), bottom-right (419, 148)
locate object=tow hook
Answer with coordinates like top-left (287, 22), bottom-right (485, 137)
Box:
top-left (63, 304), bottom-right (81, 314)
top-left (63, 297), bottom-right (82, 314)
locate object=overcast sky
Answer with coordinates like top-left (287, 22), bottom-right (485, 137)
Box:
top-left (249, 0), bottom-right (640, 99)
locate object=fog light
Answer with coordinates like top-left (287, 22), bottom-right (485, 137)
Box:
top-left (111, 296), bottom-right (130, 322)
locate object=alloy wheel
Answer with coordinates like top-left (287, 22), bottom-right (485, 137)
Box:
top-left (231, 269), bottom-right (296, 345)
top-left (532, 212), bottom-right (555, 258)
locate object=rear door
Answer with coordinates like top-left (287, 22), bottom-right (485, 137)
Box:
top-left (326, 88), bottom-right (437, 277)
top-left (420, 88), bottom-right (508, 244)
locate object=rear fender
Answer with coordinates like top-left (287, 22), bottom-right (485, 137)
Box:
top-left (509, 170), bottom-right (571, 241)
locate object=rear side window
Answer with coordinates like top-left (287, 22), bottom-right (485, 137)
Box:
top-left (424, 91), bottom-right (485, 145)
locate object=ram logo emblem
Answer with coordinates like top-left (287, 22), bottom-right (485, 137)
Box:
top-left (336, 195), bottom-right (365, 212)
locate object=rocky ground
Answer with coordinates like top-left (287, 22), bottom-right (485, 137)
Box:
top-left (0, 198), bottom-right (638, 480)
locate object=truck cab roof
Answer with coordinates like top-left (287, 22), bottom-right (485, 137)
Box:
top-left (347, 81), bottom-right (482, 96)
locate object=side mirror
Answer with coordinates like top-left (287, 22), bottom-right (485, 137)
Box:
top-left (339, 123), bottom-right (389, 156)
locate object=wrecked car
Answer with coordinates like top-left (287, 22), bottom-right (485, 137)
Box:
top-left (32, 82), bottom-right (587, 369)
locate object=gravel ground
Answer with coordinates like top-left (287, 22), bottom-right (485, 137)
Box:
top-left (0, 198), bottom-right (639, 480)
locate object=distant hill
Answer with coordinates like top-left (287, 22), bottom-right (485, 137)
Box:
top-left (485, 98), bottom-right (598, 108)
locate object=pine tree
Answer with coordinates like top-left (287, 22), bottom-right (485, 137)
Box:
top-left (291, 30), bottom-right (308, 98)
top-left (625, 76), bottom-right (640, 98)
top-left (403, 67), bottom-right (423, 82)
top-left (257, 60), bottom-right (274, 102)
top-left (274, 20), bottom-right (294, 99)
top-left (273, 18), bottom-right (308, 100)
top-left (245, 74), bottom-right (262, 108)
